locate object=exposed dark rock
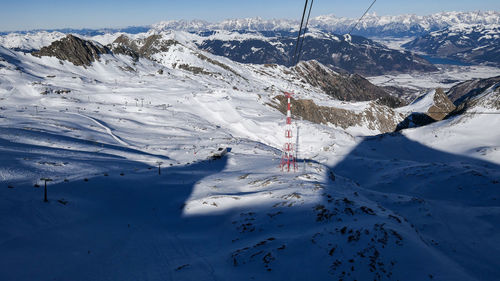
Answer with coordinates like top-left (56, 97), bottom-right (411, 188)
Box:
top-left (271, 96), bottom-right (404, 133)
top-left (396, 113), bottom-right (436, 131)
top-left (427, 88), bottom-right (456, 121)
top-left (109, 34), bottom-right (178, 60)
top-left (32, 34), bottom-right (110, 66)
top-left (375, 96), bottom-right (406, 108)
top-left (111, 42), bottom-right (140, 61)
top-left (292, 61), bottom-right (404, 108)
top-left (381, 86), bottom-right (419, 105)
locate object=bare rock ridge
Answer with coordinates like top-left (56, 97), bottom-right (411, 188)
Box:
top-left (32, 34), bottom-right (110, 66)
top-left (271, 84), bottom-right (463, 133)
top-left (110, 34), bottom-right (179, 61)
top-left (272, 96), bottom-right (404, 133)
top-left (293, 61), bottom-right (403, 107)
top-left (427, 88), bottom-right (456, 121)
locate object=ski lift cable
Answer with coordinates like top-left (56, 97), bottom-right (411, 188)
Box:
top-left (292, 0), bottom-right (310, 66)
top-left (348, 0), bottom-right (377, 35)
top-left (296, 0), bottom-right (314, 65)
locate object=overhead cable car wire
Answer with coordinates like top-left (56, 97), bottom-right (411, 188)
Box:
top-left (296, 0), bottom-right (314, 64)
top-left (348, 0), bottom-right (377, 35)
top-left (292, 0), bottom-right (310, 66)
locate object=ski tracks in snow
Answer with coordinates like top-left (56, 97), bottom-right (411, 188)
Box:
top-left (68, 112), bottom-right (131, 147)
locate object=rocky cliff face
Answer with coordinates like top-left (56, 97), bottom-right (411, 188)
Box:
top-left (272, 96), bottom-right (404, 133)
top-left (293, 61), bottom-right (403, 107)
top-left (32, 34), bottom-right (110, 66)
top-left (427, 88), bottom-right (456, 121)
top-left (110, 34), bottom-right (179, 61)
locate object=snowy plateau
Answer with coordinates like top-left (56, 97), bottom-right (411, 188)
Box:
top-left (1, 11), bottom-right (500, 281)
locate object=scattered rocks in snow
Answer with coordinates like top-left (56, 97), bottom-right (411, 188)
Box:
top-left (57, 199), bottom-right (68, 205)
top-left (175, 264), bottom-right (190, 271)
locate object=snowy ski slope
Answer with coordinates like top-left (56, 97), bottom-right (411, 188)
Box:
top-left (0, 34), bottom-right (499, 281)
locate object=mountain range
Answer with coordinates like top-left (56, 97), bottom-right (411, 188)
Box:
top-left (403, 24), bottom-right (500, 66)
top-left (2, 11), bottom-right (499, 39)
top-left (151, 11), bottom-right (500, 37)
top-left (109, 30), bottom-right (437, 76)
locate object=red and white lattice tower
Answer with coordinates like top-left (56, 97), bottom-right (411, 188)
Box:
top-left (280, 92), bottom-right (297, 172)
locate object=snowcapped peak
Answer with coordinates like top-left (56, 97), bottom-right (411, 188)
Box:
top-left (152, 19), bottom-right (211, 32)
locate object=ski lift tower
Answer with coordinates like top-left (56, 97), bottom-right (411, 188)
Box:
top-left (280, 92), bottom-right (297, 172)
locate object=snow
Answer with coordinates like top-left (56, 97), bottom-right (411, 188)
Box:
top-left (0, 31), bottom-right (65, 50)
top-left (368, 64), bottom-right (500, 92)
top-left (397, 89), bottom-right (437, 113)
top-left (371, 37), bottom-right (415, 50)
top-left (0, 29), bottom-right (500, 281)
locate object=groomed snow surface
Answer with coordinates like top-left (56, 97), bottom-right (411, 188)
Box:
top-left (0, 38), bottom-right (499, 281)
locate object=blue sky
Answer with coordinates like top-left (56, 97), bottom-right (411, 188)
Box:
top-left (1, 0), bottom-right (499, 31)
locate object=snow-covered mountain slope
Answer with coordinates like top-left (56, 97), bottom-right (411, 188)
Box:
top-left (109, 29), bottom-right (437, 76)
top-left (1, 33), bottom-right (500, 281)
top-left (451, 78), bottom-right (500, 113)
top-left (395, 88), bottom-right (456, 129)
top-left (367, 64), bottom-right (500, 101)
top-left (0, 31), bottom-right (65, 52)
top-left (403, 24), bottom-right (500, 66)
top-left (403, 83), bottom-right (500, 164)
top-left (0, 34), bottom-right (400, 178)
top-left (447, 75), bottom-right (500, 103)
top-left (0, 28), bottom-right (438, 76)
top-left (332, 118), bottom-right (500, 281)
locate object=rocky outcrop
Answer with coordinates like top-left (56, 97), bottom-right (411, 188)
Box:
top-left (110, 35), bottom-right (140, 61)
top-left (32, 34), bottom-right (110, 66)
top-left (272, 95), bottom-right (404, 133)
top-left (109, 34), bottom-right (179, 61)
top-left (293, 61), bottom-right (404, 107)
top-left (427, 88), bottom-right (456, 121)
